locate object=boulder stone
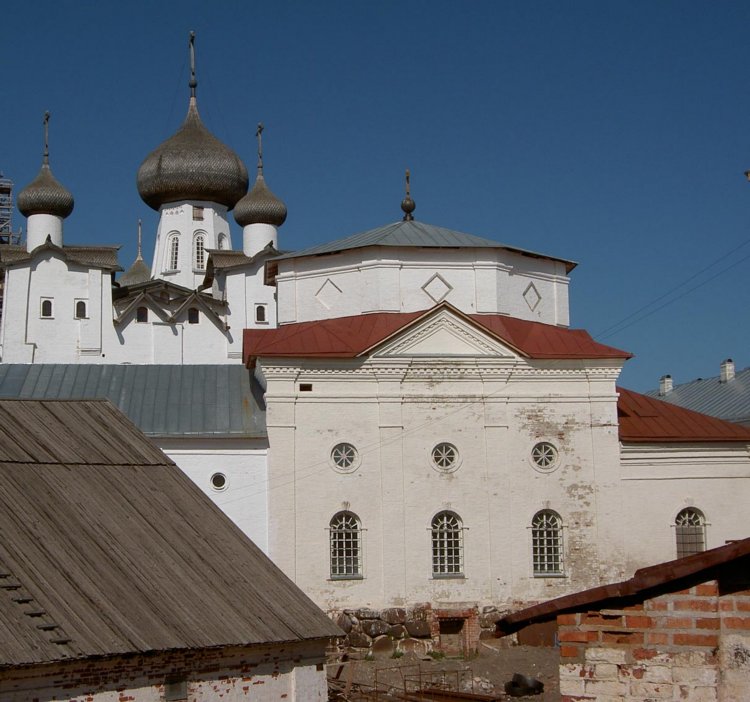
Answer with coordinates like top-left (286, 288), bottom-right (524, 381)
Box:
top-left (345, 631), bottom-right (372, 648)
top-left (362, 619), bottom-right (390, 637)
top-left (381, 607), bottom-right (407, 625)
top-left (335, 612), bottom-right (353, 634)
top-left (372, 635), bottom-right (395, 659)
top-left (388, 624), bottom-right (408, 639)
top-left (355, 608), bottom-right (380, 620)
top-left (406, 619), bottom-right (432, 638)
top-left (398, 637), bottom-right (431, 657)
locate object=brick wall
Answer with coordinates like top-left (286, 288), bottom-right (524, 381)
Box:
top-left (0, 640), bottom-right (329, 702)
top-left (557, 580), bottom-right (750, 701)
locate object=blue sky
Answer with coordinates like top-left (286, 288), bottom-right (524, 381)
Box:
top-left (4, 1), bottom-right (749, 391)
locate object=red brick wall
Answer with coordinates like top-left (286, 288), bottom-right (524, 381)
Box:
top-left (557, 580), bottom-right (750, 701)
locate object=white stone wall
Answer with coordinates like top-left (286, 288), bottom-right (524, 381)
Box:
top-left (619, 442), bottom-right (750, 572)
top-left (159, 438), bottom-right (270, 553)
top-left (275, 246), bottom-right (571, 327)
top-left (261, 309), bottom-right (627, 610)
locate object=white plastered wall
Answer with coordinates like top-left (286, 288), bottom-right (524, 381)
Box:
top-left (261, 310), bottom-right (628, 611)
top-left (275, 247), bottom-right (571, 327)
top-left (157, 437), bottom-right (270, 553)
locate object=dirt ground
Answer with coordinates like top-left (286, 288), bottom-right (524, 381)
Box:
top-left (328, 639), bottom-right (560, 701)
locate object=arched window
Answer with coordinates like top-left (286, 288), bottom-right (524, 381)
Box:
top-left (40, 298), bottom-right (53, 318)
top-left (166, 234), bottom-right (179, 272)
top-left (330, 511), bottom-right (362, 579)
top-left (136, 306), bottom-right (148, 323)
top-left (75, 300), bottom-right (87, 319)
top-left (532, 510), bottom-right (563, 575)
top-left (187, 308), bottom-right (199, 324)
top-left (675, 508), bottom-right (706, 558)
top-left (431, 511), bottom-right (463, 577)
top-left (193, 233), bottom-right (206, 270)
top-left (255, 304), bottom-right (267, 323)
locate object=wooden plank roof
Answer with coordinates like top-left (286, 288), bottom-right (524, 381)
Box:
top-left (0, 399), bottom-right (339, 667)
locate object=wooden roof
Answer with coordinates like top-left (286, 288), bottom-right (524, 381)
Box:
top-left (618, 387), bottom-right (750, 443)
top-left (243, 304), bottom-right (631, 365)
top-left (0, 399), bottom-right (339, 668)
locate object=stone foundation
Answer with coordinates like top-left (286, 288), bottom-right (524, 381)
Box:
top-left (332, 603), bottom-right (505, 658)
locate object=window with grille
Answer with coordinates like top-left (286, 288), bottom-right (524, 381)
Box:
top-left (431, 511), bottom-right (463, 577)
top-left (531, 442), bottom-right (558, 471)
top-left (431, 443), bottom-right (459, 473)
top-left (193, 233), bottom-right (206, 270)
top-left (166, 235), bottom-right (179, 271)
top-left (330, 511), bottom-right (362, 579)
top-left (331, 443), bottom-right (358, 472)
top-left (675, 508), bottom-right (706, 558)
top-left (532, 510), bottom-right (563, 575)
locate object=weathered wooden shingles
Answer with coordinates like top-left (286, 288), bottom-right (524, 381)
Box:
top-left (0, 399), bottom-right (339, 667)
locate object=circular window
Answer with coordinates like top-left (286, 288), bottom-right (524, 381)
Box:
top-left (531, 442), bottom-right (559, 471)
top-left (210, 472), bottom-right (228, 491)
top-left (331, 443), bottom-right (360, 473)
top-left (431, 443), bottom-right (459, 473)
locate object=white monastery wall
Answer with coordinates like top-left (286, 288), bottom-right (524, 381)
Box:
top-left (619, 442), bottom-right (750, 573)
top-left (275, 247), bottom-right (571, 327)
top-left (261, 320), bottom-right (628, 611)
top-left (0, 641), bottom-right (328, 702)
top-left (159, 438), bottom-right (270, 553)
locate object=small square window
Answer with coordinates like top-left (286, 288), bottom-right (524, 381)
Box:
top-left (192, 206), bottom-right (204, 221)
top-left (187, 308), bottom-right (199, 324)
top-left (299, 383), bottom-right (313, 392)
top-left (40, 298), bottom-right (54, 318)
top-left (74, 300), bottom-right (88, 319)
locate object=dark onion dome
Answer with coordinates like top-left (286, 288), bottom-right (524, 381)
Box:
top-left (234, 173), bottom-right (287, 227)
top-left (17, 162), bottom-right (74, 218)
top-left (137, 97), bottom-right (249, 211)
top-left (119, 257), bottom-right (151, 286)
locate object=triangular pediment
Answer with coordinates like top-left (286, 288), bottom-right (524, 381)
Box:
top-left (371, 308), bottom-right (518, 358)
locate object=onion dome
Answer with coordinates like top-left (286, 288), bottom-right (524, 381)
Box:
top-left (136, 33), bottom-right (248, 211)
top-left (18, 112), bottom-right (74, 218)
top-left (234, 122), bottom-right (287, 227)
top-left (119, 220), bottom-right (151, 286)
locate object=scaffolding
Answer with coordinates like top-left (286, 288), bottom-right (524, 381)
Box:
top-left (0, 172), bottom-right (22, 246)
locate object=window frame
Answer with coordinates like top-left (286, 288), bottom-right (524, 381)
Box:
top-left (193, 232), bottom-right (206, 271)
top-left (329, 511), bottom-right (363, 580)
top-left (431, 511), bottom-right (464, 578)
top-left (675, 507), bottom-right (707, 558)
top-left (74, 299), bottom-right (88, 319)
top-left (40, 298), bottom-right (54, 319)
top-left (135, 306), bottom-right (149, 324)
top-left (531, 509), bottom-right (564, 577)
top-left (187, 307), bottom-right (199, 324)
top-left (165, 233), bottom-right (180, 272)
top-left (255, 303), bottom-right (268, 324)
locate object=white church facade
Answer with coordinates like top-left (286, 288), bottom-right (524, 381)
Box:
top-left (3, 37), bottom-right (750, 630)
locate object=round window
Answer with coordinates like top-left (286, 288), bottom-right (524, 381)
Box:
top-left (331, 443), bottom-right (359, 473)
top-left (210, 472), bottom-right (228, 491)
top-left (531, 442), bottom-right (559, 471)
top-left (431, 442), bottom-right (459, 473)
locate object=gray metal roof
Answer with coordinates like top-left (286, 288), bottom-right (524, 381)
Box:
top-left (0, 365), bottom-right (266, 438)
top-left (272, 219), bottom-right (577, 272)
top-left (645, 365), bottom-right (750, 426)
top-left (0, 398), bottom-right (340, 666)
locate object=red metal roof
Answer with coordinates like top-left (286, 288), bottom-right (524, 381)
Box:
top-left (617, 387), bottom-right (750, 443)
top-left (243, 305), bottom-right (632, 365)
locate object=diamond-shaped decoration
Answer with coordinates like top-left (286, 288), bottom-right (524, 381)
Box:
top-left (315, 278), bottom-right (342, 310)
top-left (523, 282), bottom-right (541, 312)
top-left (422, 273), bottom-right (453, 303)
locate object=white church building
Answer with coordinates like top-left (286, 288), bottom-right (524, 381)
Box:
top-left (3, 37), bottom-right (749, 636)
